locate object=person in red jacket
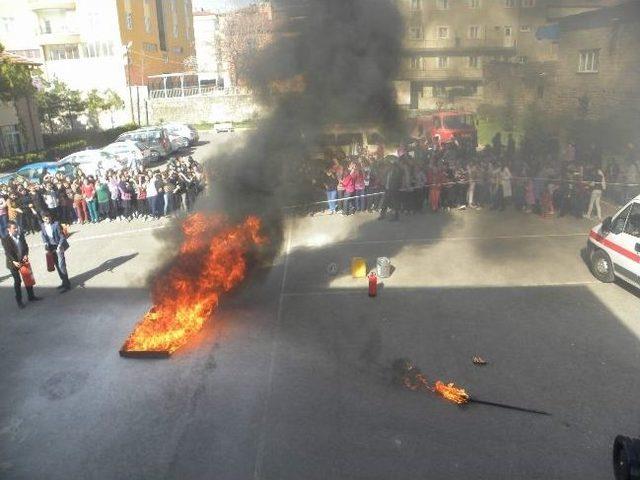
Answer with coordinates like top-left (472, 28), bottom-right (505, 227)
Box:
top-left (341, 163), bottom-right (356, 215)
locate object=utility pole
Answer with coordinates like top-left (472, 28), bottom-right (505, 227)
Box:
top-left (125, 42), bottom-right (135, 124)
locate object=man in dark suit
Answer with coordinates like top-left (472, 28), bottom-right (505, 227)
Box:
top-left (40, 213), bottom-right (71, 292)
top-left (2, 220), bottom-right (41, 308)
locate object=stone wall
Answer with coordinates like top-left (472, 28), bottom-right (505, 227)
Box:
top-left (148, 94), bottom-right (263, 125)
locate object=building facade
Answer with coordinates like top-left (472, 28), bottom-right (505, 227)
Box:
top-left (193, 10), bottom-right (230, 87)
top-left (0, 0), bottom-right (195, 126)
top-left (0, 52), bottom-right (44, 157)
top-left (546, 1), bottom-right (640, 118)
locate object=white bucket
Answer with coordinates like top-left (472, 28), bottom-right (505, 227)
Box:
top-left (376, 257), bottom-right (391, 278)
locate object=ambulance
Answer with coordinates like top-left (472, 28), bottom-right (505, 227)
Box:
top-left (587, 194), bottom-right (640, 288)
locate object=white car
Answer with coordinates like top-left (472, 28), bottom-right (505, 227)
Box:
top-left (587, 193), bottom-right (640, 288)
top-left (58, 150), bottom-right (122, 178)
top-left (102, 140), bottom-right (157, 168)
top-left (167, 132), bottom-right (189, 152)
top-left (163, 123), bottom-right (199, 145)
top-left (214, 122), bottom-right (234, 133)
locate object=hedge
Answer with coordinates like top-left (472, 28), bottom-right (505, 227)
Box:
top-left (0, 139), bottom-right (88, 173)
top-left (43, 123), bottom-right (138, 150)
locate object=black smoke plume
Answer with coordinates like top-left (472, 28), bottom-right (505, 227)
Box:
top-left (156, 0), bottom-right (403, 269)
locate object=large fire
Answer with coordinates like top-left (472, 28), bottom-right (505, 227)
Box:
top-left (121, 213), bottom-right (265, 356)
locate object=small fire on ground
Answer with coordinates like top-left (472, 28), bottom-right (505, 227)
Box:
top-left (393, 359), bottom-right (469, 405)
top-left (120, 213), bottom-right (265, 357)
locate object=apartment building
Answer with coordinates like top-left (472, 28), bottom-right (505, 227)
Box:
top-left (547, 1), bottom-right (640, 117)
top-left (0, 0), bottom-right (195, 125)
top-left (397, 0), bottom-right (561, 111)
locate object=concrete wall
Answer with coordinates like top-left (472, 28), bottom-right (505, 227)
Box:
top-left (148, 94), bottom-right (262, 124)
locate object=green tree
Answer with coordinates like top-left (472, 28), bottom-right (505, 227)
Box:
top-left (85, 89), bottom-right (124, 129)
top-left (0, 43), bottom-right (37, 102)
top-left (36, 79), bottom-right (86, 132)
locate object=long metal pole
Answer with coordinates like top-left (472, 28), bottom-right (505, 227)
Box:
top-left (468, 397), bottom-right (550, 416)
top-left (127, 48), bottom-right (135, 124)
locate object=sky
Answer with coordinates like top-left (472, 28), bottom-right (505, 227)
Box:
top-left (192, 0), bottom-right (256, 12)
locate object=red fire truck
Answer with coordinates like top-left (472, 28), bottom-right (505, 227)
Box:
top-left (408, 111), bottom-right (478, 148)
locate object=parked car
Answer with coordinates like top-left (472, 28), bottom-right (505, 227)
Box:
top-left (102, 140), bottom-right (157, 168)
top-left (587, 193), bottom-right (640, 289)
top-left (163, 122), bottom-right (199, 145)
top-left (0, 172), bottom-right (17, 185)
top-left (16, 161), bottom-right (74, 183)
top-left (116, 127), bottom-right (172, 158)
top-left (214, 122), bottom-right (234, 133)
top-left (58, 150), bottom-right (122, 178)
top-left (167, 132), bottom-right (189, 152)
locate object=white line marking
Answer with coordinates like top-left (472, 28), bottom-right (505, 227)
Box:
top-left (280, 281), bottom-right (601, 297)
top-left (253, 221), bottom-right (293, 480)
top-left (329, 232), bottom-right (586, 247)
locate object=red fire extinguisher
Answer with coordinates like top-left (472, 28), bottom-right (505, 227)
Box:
top-left (19, 261), bottom-right (36, 288)
top-left (368, 272), bottom-right (378, 297)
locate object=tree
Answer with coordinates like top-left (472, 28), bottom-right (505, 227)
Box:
top-left (36, 79), bottom-right (86, 133)
top-left (86, 89), bottom-right (123, 129)
top-left (0, 43), bottom-right (37, 103)
top-left (218, 4), bottom-right (272, 86)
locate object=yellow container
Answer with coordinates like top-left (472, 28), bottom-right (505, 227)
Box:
top-left (351, 257), bottom-right (367, 278)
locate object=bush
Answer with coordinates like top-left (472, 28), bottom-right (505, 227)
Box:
top-left (43, 123), bottom-right (138, 149)
top-left (49, 140), bottom-right (88, 159)
top-left (0, 139), bottom-right (90, 173)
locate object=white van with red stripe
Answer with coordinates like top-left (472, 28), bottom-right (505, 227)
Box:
top-left (587, 194), bottom-right (640, 287)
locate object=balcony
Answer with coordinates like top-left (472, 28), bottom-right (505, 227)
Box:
top-left (398, 67), bottom-right (484, 83)
top-left (28, 0), bottom-right (76, 11)
top-left (403, 34), bottom-right (517, 56)
top-left (37, 31), bottom-right (80, 45)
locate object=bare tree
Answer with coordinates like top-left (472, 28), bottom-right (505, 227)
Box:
top-left (217, 4), bottom-right (273, 87)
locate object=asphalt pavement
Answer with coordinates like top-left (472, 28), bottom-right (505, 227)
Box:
top-left (1, 134), bottom-right (639, 479)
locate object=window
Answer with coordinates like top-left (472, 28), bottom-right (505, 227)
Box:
top-left (504, 0), bottom-right (516, 7)
top-left (517, 55), bottom-right (528, 64)
top-left (82, 41), bottom-right (114, 58)
top-left (0, 17), bottom-right (14, 34)
top-left (520, 25), bottom-right (531, 32)
top-left (126, 12), bottom-right (133, 30)
top-left (143, 42), bottom-right (158, 52)
top-left (411, 0), bottom-right (422, 10)
top-left (173, 22), bottom-right (179, 38)
top-left (408, 26), bottom-right (423, 39)
top-left (436, 0), bottom-right (449, 10)
top-left (438, 26), bottom-right (449, 39)
top-left (522, 0), bottom-right (535, 7)
top-left (410, 57), bottom-right (422, 69)
top-left (171, 46), bottom-right (183, 54)
top-left (611, 205), bottom-right (632, 234)
top-left (623, 204), bottom-right (640, 237)
top-left (578, 49), bottom-right (599, 72)
top-left (433, 86), bottom-right (447, 98)
top-left (46, 44), bottom-right (80, 60)
top-left (1, 125), bottom-right (24, 156)
top-left (468, 0), bottom-right (480, 7)
top-left (437, 56), bottom-right (448, 68)
top-left (468, 25), bottom-right (480, 39)
top-left (468, 56), bottom-right (479, 67)
top-left (184, 0), bottom-right (191, 40)
top-left (145, 16), bottom-right (152, 33)
top-left (43, 20), bottom-right (52, 34)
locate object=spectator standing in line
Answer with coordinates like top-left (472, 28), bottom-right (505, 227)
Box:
top-left (2, 220), bottom-right (41, 308)
top-left (96, 178), bottom-right (111, 221)
top-left (379, 156), bottom-right (403, 221)
top-left (118, 175), bottom-right (134, 221)
top-left (59, 181), bottom-right (74, 225)
top-left (136, 174), bottom-right (149, 220)
top-left (108, 174), bottom-right (120, 220)
top-left (154, 173), bottom-right (165, 218)
top-left (323, 167), bottom-right (338, 214)
top-left (81, 178), bottom-right (98, 223)
top-left (353, 162), bottom-right (366, 212)
top-left (40, 212), bottom-right (71, 292)
top-left (585, 166), bottom-right (606, 220)
top-left (146, 174), bottom-right (158, 219)
top-left (0, 193), bottom-right (8, 237)
top-left (73, 187), bottom-right (89, 224)
top-left (499, 164), bottom-right (513, 211)
top-left (42, 183), bottom-right (59, 219)
top-left (341, 163), bottom-right (356, 215)
top-left (163, 173), bottom-right (175, 216)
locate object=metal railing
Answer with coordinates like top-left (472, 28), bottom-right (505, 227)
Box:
top-left (148, 86), bottom-right (248, 99)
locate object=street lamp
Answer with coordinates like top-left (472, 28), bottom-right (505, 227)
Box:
top-left (123, 41), bottom-right (135, 124)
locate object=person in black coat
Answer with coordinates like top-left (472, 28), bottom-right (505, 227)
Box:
top-left (378, 157), bottom-right (403, 221)
top-left (1, 220), bottom-right (41, 308)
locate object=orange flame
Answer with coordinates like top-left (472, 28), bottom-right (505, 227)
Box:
top-left (434, 380), bottom-right (470, 405)
top-left (122, 213), bottom-right (265, 354)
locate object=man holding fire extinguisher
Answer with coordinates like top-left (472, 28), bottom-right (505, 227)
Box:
top-left (1, 221), bottom-right (41, 309)
top-left (40, 213), bottom-right (71, 293)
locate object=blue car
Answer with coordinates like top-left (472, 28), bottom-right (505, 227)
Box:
top-left (0, 172), bottom-right (17, 185)
top-left (16, 161), bottom-right (74, 183)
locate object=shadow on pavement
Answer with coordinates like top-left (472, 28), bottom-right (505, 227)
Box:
top-left (71, 253), bottom-right (139, 288)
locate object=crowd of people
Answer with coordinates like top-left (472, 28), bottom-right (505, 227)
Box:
top-left (316, 136), bottom-right (640, 222)
top-left (0, 155), bottom-right (206, 239)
